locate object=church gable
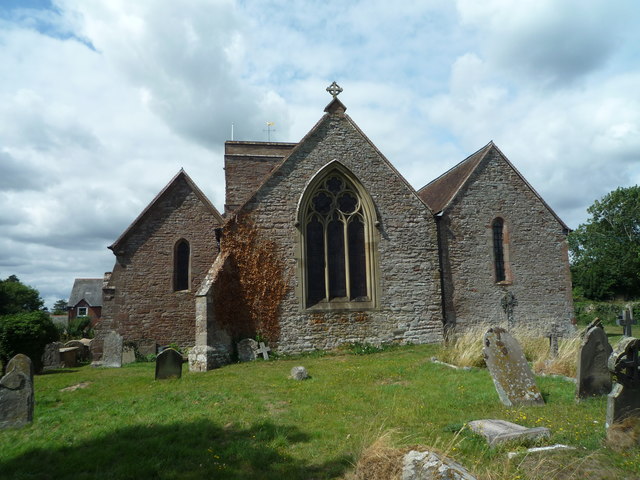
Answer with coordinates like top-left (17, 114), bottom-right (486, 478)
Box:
top-left (216, 90), bottom-right (443, 353)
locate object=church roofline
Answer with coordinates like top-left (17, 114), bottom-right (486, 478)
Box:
top-left (418, 141), bottom-right (569, 231)
top-left (109, 169), bottom-right (223, 253)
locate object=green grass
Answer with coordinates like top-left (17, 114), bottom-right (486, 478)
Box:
top-left (1, 345), bottom-right (639, 479)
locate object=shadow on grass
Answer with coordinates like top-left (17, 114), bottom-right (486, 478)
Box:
top-left (0, 420), bottom-right (351, 480)
top-left (39, 369), bottom-right (80, 375)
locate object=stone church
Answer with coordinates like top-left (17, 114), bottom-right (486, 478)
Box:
top-left (93, 84), bottom-right (574, 370)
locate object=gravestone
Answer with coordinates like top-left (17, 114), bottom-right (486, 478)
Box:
top-left (42, 341), bottom-right (63, 369)
top-left (576, 321), bottom-right (612, 399)
top-left (468, 419), bottom-right (550, 447)
top-left (59, 347), bottom-right (80, 368)
top-left (606, 336), bottom-right (640, 428)
top-left (482, 327), bottom-right (544, 406)
top-left (135, 339), bottom-right (157, 357)
top-left (257, 341), bottom-right (271, 360)
top-left (155, 348), bottom-right (183, 380)
top-left (237, 338), bottom-right (259, 362)
top-left (617, 307), bottom-right (636, 337)
top-left (65, 340), bottom-right (90, 362)
top-left (0, 354), bottom-right (34, 430)
top-left (102, 331), bottom-right (123, 368)
top-left (546, 323), bottom-right (562, 359)
top-left (122, 346), bottom-right (136, 365)
top-left (402, 450), bottom-right (476, 480)
top-left (290, 366), bottom-right (309, 380)
top-left (501, 292), bottom-right (518, 328)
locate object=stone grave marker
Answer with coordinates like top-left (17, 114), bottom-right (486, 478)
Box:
top-left (290, 366), bottom-right (309, 380)
top-left (468, 419), bottom-right (550, 447)
top-left (59, 347), bottom-right (80, 368)
top-left (576, 321), bottom-right (612, 399)
top-left (546, 323), bottom-right (562, 359)
top-left (237, 338), bottom-right (259, 362)
top-left (65, 340), bottom-right (90, 362)
top-left (482, 327), bottom-right (544, 406)
top-left (0, 354), bottom-right (34, 430)
top-left (257, 342), bottom-right (271, 360)
top-left (122, 346), bottom-right (136, 365)
top-left (617, 307), bottom-right (636, 337)
top-left (155, 348), bottom-right (183, 380)
top-left (501, 292), bottom-right (518, 328)
top-left (135, 339), bottom-right (157, 357)
top-left (606, 336), bottom-right (640, 428)
top-left (102, 331), bottom-right (123, 368)
top-left (402, 450), bottom-right (476, 480)
top-left (42, 341), bottom-right (62, 369)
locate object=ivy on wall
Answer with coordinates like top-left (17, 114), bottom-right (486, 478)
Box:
top-left (214, 215), bottom-right (290, 344)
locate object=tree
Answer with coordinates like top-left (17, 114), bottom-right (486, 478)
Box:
top-left (52, 299), bottom-right (68, 315)
top-left (569, 186), bottom-right (640, 300)
top-left (0, 311), bottom-right (59, 374)
top-left (0, 275), bottom-right (45, 315)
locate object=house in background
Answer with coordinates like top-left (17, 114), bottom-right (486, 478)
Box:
top-left (68, 278), bottom-right (103, 326)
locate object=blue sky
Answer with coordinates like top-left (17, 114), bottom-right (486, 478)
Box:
top-left (1, 0), bottom-right (639, 307)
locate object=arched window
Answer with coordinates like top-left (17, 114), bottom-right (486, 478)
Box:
top-left (492, 218), bottom-right (506, 283)
top-left (174, 239), bottom-right (190, 291)
top-left (299, 167), bottom-right (377, 309)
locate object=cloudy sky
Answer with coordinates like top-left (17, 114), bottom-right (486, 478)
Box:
top-left (1, 0), bottom-right (639, 308)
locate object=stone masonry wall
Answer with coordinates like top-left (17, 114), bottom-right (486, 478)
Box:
top-left (95, 176), bottom-right (221, 359)
top-left (440, 149), bottom-right (574, 333)
top-left (238, 111), bottom-right (444, 352)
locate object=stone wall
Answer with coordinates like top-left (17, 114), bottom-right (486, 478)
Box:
top-left (94, 175), bottom-right (221, 359)
top-left (233, 109), bottom-right (444, 353)
top-left (439, 148), bottom-right (574, 333)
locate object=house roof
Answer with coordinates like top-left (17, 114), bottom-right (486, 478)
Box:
top-left (109, 169), bottom-right (223, 252)
top-left (417, 142), bottom-right (569, 230)
top-left (68, 278), bottom-right (103, 307)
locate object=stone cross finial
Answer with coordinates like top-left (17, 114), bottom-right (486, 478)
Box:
top-left (257, 342), bottom-right (271, 360)
top-left (326, 81), bottom-right (343, 98)
top-left (617, 307), bottom-right (636, 337)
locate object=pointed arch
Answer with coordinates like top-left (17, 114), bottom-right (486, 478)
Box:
top-left (174, 238), bottom-right (190, 291)
top-left (297, 162), bottom-right (379, 309)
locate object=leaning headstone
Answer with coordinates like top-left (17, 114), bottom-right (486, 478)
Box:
top-left (42, 341), bottom-right (63, 369)
top-left (482, 327), bottom-right (544, 406)
top-left (0, 354), bottom-right (34, 430)
top-left (468, 419), bottom-right (550, 447)
top-left (257, 341), bottom-right (271, 360)
top-left (402, 450), bottom-right (476, 480)
top-left (102, 331), bottom-right (123, 368)
top-left (237, 338), bottom-right (259, 362)
top-left (290, 366), bottom-right (309, 380)
top-left (155, 348), bottom-right (183, 380)
top-left (576, 322), bottom-right (613, 399)
top-left (606, 336), bottom-right (640, 428)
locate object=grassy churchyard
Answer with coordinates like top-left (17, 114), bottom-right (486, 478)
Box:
top-left (1, 331), bottom-right (639, 479)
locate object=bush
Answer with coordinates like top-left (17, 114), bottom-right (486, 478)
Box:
top-left (67, 316), bottom-right (93, 339)
top-left (0, 311), bottom-right (59, 374)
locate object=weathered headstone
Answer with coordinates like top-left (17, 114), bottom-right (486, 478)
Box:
top-left (257, 341), bottom-right (271, 360)
top-left (501, 292), bottom-right (518, 328)
top-left (546, 323), bottom-right (561, 359)
top-left (42, 341), bottom-right (63, 369)
top-left (122, 346), bottom-right (136, 365)
top-left (576, 321), bottom-right (613, 399)
top-left (0, 354), bottom-right (34, 430)
top-left (237, 338), bottom-right (259, 362)
top-left (155, 348), bottom-right (183, 380)
top-left (606, 336), bottom-right (640, 428)
top-left (135, 339), bottom-right (157, 357)
top-left (483, 327), bottom-right (544, 406)
top-left (290, 366), bottom-right (309, 380)
top-left (102, 331), bottom-right (123, 368)
top-left (65, 340), bottom-right (90, 362)
top-left (617, 307), bottom-right (636, 337)
top-left (59, 347), bottom-right (80, 368)
top-left (468, 419), bottom-right (551, 447)
top-left (402, 450), bottom-right (476, 480)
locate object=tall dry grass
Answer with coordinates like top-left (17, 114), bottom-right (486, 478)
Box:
top-left (436, 326), bottom-right (581, 378)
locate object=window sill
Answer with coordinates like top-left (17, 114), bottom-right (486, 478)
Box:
top-left (305, 298), bottom-right (375, 312)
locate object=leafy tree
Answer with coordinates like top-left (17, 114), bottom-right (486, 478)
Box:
top-left (0, 275), bottom-right (45, 315)
top-left (569, 186), bottom-right (640, 300)
top-left (52, 299), bottom-right (68, 315)
top-left (0, 311), bottom-right (59, 374)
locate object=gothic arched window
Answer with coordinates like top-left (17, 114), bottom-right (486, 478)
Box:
top-left (174, 239), bottom-right (190, 291)
top-left (299, 167), bottom-right (377, 309)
